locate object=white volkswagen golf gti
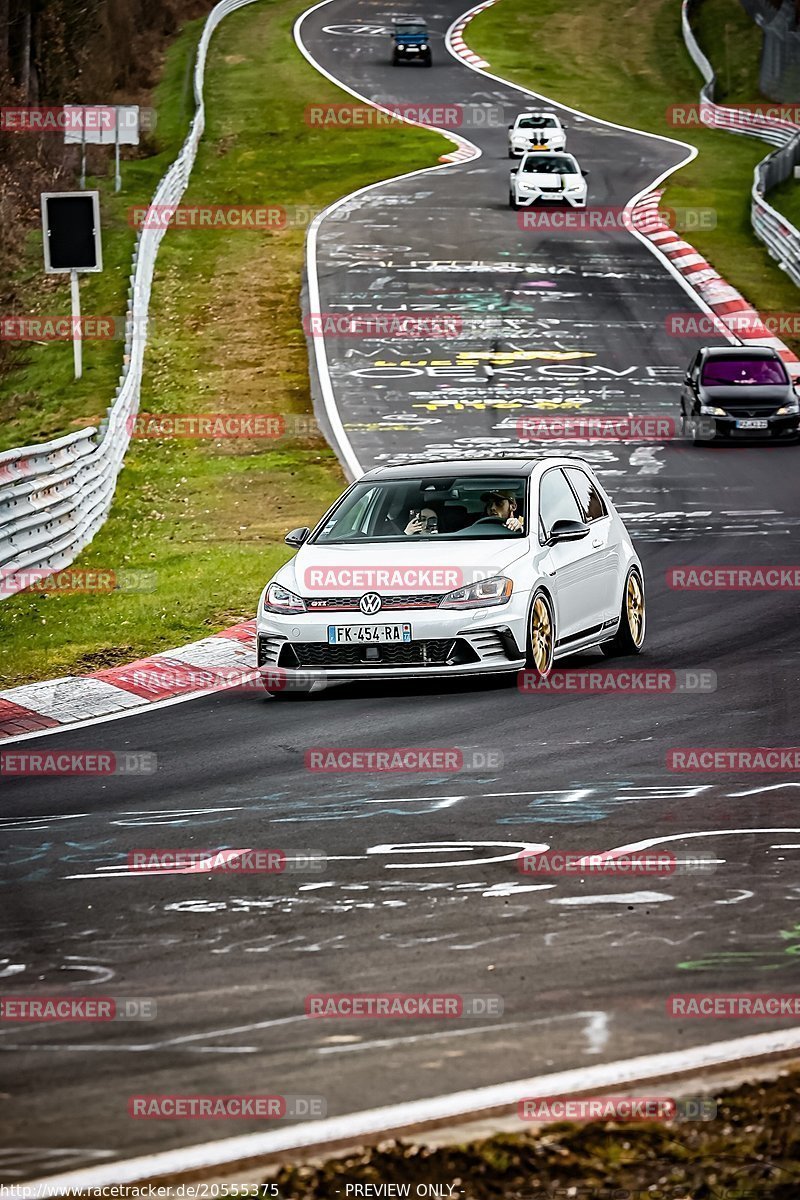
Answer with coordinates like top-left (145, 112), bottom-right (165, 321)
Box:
top-left (256, 458), bottom-right (645, 692)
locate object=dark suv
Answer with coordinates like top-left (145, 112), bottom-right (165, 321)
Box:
top-left (680, 345), bottom-right (800, 444)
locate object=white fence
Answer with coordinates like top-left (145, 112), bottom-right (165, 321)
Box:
top-left (0, 0), bottom-right (259, 600)
top-left (682, 0), bottom-right (800, 287)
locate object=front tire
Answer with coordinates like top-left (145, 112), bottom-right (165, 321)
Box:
top-left (525, 590), bottom-right (555, 676)
top-left (509, 192), bottom-right (519, 210)
top-left (601, 567), bottom-right (645, 657)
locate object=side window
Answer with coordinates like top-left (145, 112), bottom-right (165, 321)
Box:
top-left (538, 468), bottom-right (583, 541)
top-left (337, 488), bottom-right (378, 536)
top-left (564, 467), bottom-right (607, 523)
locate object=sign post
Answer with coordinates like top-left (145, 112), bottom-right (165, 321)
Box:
top-left (64, 105), bottom-right (140, 192)
top-left (70, 271), bottom-right (82, 379)
top-left (41, 191), bottom-right (103, 382)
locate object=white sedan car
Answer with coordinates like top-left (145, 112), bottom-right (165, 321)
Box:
top-left (257, 458), bottom-right (645, 692)
top-left (508, 110), bottom-right (566, 156)
top-left (510, 151), bottom-right (587, 209)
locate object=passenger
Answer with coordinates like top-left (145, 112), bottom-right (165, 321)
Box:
top-left (404, 506), bottom-right (439, 536)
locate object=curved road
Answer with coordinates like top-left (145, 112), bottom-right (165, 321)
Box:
top-left (2, 0), bottom-right (800, 1183)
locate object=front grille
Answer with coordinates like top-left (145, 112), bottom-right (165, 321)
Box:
top-left (719, 405), bottom-right (779, 415)
top-left (305, 594), bottom-right (444, 612)
top-left (280, 639), bottom-right (476, 669)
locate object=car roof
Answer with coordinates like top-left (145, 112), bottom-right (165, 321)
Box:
top-left (517, 110), bottom-right (559, 117)
top-left (392, 15), bottom-right (426, 22)
top-left (360, 456), bottom-right (592, 480)
top-left (700, 344), bottom-right (780, 359)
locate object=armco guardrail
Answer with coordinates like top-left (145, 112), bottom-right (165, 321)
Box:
top-left (0, 0), bottom-right (259, 601)
top-left (682, 0), bottom-right (800, 287)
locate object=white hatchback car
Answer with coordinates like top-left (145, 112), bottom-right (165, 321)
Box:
top-left (257, 458), bottom-right (645, 691)
top-left (508, 110), bottom-right (566, 156)
top-left (510, 151), bottom-right (587, 209)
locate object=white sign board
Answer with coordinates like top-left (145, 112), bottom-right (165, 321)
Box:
top-left (63, 105), bottom-right (140, 146)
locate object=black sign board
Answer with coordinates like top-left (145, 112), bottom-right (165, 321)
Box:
top-left (41, 191), bottom-right (102, 273)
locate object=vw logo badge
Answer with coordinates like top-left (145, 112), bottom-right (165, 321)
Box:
top-left (359, 592), bottom-right (382, 615)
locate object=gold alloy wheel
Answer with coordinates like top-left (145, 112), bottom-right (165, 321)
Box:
top-left (626, 572), bottom-right (645, 646)
top-left (531, 595), bottom-right (553, 674)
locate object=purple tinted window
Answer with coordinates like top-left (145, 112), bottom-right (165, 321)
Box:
top-left (701, 357), bottom-right (788, 386)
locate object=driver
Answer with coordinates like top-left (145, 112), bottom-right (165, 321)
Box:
top-left (480, 490), bottom-right (524, 532)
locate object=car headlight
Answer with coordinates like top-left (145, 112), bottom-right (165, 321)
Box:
top-left (264, 582), bottom-right (305, 614)
top-left (439, 576), bottom-right (513, 610)
top-left (420, 42), bottom-right (428, 48)
top-left (565, 183), bottom-right (583, 192)
top-left (776, 401), bottom-right (800, 414)
top-left (699, 405), bottom-right (726, 416)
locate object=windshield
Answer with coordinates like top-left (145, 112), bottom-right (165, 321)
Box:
top-left (520, 155), bottom-right (576, 173)
top-left (518, 116), bottom-right (558, 129)
top-left (313, 476), bottom-right (528, 543)
top-left (395, 23), bottom-right (426, 33)
top-left (701, 357), bottom-right (789, 386)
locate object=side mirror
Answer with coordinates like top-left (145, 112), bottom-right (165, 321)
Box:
top-left (548, 518), bottom-right (590, 544)
top-left (284, 526), bottom-right (310, 548)
top-left (581, 168), bottom-right (589, 176)
top-left (510, 167), bottom-right (518, 175)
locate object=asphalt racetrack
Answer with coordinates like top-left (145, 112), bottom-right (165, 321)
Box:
top-left (2, 0), bottom-right (800, 1183)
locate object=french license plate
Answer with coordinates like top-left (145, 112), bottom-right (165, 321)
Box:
top-left (736, 418), bottom-right (768, 429)
top-left (328, 624), bottom-right (412, 645)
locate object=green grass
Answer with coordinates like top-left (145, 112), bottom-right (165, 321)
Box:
top-left (693, 0), bottom-right (763, 104)
top-left (468, 0), bottom-right (800, 329)
top-left (0, 22), bottom-right (204, 454)
top-left (0, 0), bottom-right (448, 686)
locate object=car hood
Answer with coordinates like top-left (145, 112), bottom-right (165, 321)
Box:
top-left (698, 384), bottom-right (792, 406)
top-left (275, 539), bottom-right (530, 596)
top-left (518, 170), bottom-right (581, 186)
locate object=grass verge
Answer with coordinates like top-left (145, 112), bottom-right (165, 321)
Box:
top-left (467, 0), bottom-right (800, 337)
top-left (0, 0), bottom-right (448, 687)
top-left (266, 1068), bottom-right (800, 1198)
